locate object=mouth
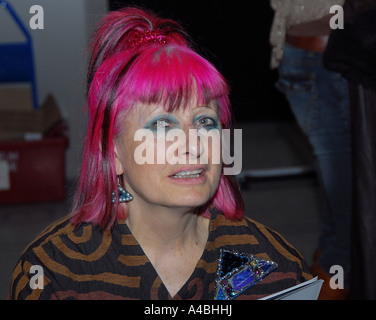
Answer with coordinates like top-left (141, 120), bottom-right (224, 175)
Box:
top-left (170, 168), bottom-right (204, 179)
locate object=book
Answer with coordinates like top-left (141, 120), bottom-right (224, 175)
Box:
top-left (259, 277), bottom-right (324, 300)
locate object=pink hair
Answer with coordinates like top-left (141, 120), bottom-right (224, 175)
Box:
top-left (70, 8), bottom-right (244, 229)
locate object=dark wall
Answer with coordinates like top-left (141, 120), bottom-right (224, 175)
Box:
top-left (108, 0), bottom-right (292, 122)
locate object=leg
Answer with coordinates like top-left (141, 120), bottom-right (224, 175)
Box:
top-left (276, 44), bottom-right (352, 290)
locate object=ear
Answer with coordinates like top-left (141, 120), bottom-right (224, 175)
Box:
top-left (114, 142), bottom-right (125, 176)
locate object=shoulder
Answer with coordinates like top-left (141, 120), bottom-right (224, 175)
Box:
top-left (16, 216), bottom-right (110, 261)
top-left (243, 216), bottom-right (310, 273)
top-left (211, 211), bottom-right (312, 284)
top-left (8, 216), bottom-right (112, 300)
top-left (211, 211), bottom-right (297, 252)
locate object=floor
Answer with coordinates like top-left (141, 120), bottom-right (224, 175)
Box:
top-left (0, 120), bottom-right (322, 300)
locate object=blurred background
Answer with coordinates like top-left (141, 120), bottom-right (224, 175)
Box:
top-left (0, 0), bottom-right (321, 299)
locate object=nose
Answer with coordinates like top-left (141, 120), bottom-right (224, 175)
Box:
top-left (165, 127), bottom-right (205, 165)
top-left (185, 128), bottom-right (205, 162)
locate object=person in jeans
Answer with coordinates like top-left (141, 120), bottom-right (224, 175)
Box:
top-left (270, 0), bottom-right (352, 299)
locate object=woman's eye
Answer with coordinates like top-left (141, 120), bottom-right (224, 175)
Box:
top-left (195, 117), bottom-right (218, 130)
top-left (151, 119), bottom-right (171, 131)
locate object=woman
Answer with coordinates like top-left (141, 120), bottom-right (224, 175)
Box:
top-left (9, 7), bottom-right (311, 300)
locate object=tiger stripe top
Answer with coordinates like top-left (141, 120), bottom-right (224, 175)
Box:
top-left (9, 210), bottom-right (312, 300)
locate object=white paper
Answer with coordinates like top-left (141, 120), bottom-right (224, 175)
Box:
top-left (0, 160), bottom-right (10, 191)
top-left (258, 277), bottom-right (323, 300)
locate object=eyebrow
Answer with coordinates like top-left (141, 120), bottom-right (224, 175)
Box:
top-left (194, 104), bottom-right (216, 111)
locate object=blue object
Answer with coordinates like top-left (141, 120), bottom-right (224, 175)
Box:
top-left (0, 0), bottom-right (38, 109)
top-left (111, 184), bottom-right (134, 204)
top-left (214, 249), bottom-right (278, 300)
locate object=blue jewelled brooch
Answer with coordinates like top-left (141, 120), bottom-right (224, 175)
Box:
top-left (214, 249), bottom-right (278, 300)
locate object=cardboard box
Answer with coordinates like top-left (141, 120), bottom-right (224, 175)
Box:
top-left (0, 89), bottom-right (68, 203)
top-left (0, 83), bottom-right (33, 111)
top-left (0, 84), bottom-right (62, 141)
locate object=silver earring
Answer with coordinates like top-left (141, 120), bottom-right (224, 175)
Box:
top-left (112, 178), bottom-right (133, 204)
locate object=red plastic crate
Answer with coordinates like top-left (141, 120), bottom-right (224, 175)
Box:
top-left (0, 136), bottom-right (68, 203)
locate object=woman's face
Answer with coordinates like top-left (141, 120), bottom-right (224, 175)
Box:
top-left (114, 100), bottom-right (222, 213)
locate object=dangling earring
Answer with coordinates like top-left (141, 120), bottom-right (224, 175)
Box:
top-left (112, 176), bottom-right (133, 204)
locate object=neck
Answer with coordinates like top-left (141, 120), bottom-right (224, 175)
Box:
top-left (125, 202), bottom-right (208, 253)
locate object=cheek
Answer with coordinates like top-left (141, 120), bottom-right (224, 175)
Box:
top-left (121, 136), bottom-right (165, 183)
top-left (211, 163), bottom-right (222, 185)
top-left (132, 129), bottom-right (173, 165)
top-left (208, 134), bottom-right (221, 164)
top-left (196, 130), bottom-right (222, 164)
top-left (155, 135), bottom-right (169, 164)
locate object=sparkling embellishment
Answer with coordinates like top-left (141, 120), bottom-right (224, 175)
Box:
top-left (214, 249), bottom-right (278, 300)
top-left (111, 185), bottom-right (133, 204)
top-left (129, 29), bottom-right (167, 48)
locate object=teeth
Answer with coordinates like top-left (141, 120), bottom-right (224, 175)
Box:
top-left (172, 169), bottom-right (203, 178)
top-left (173, 174), bottom-right (201, 178)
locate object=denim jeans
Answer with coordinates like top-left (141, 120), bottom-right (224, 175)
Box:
top-left (276, 43), bottom-right (352, 286)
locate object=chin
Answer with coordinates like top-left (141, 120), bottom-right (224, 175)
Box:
top-left (171, 192), bottom-right (212, 209)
